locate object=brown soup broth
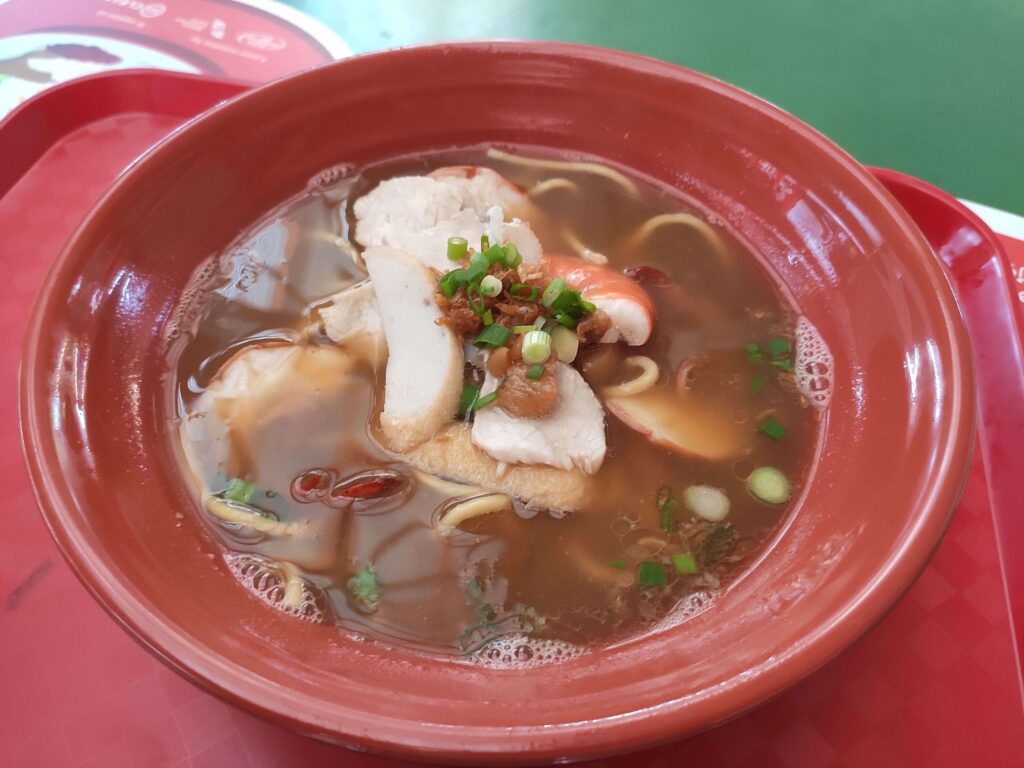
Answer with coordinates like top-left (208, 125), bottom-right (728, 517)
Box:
top-left (171, 148), bottom-right (820, 658)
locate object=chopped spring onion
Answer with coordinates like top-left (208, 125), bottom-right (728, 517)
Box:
top-left (469, 251), bottom-right (489, 272)
top-left (672, 553), bottom-right (698, 575)
top-left (772, 358), bottom-right (795, 373)
top-left (447, 236), bottom-right (468, 261)
top-left (481, 309), bottom-right (494, 326)
top-left (682, 485), bottom-right (731, 522)
top-left (541, 278), bottom-right (567, 307)
top-left (609, 560), bottom-right (626, 569)
top-left (550, 325), bottom-right (579, 363)
top-left (474, 324), bottom-right (512, 349)
top-left (439, 262), bottom-right (487, 298)
top-left (510, 283), bottom-right (540, 301)
top-left (466, 282), bottom-right (486, 315)
top-left (550, 288), bottom-right (582, 312)
top-left (224, 477), bottom-right (255, 504)
top-left (473, 390), bottom-right (499, 411)
top-left (766, 337), bottom-right (791, 357)
top-left (458, 385), bottom-right (480, 416)
top-left (750, 376), bottom-right (765, 395)
top-left (552, 311), bottom-right (577, 329)
top-left (482, 244), bottom-right (507, 266)
top-left (480, 234), bottom-right (490, 251)
top-left (637, 561), bottom-right (667, 587)
top-left (521, 330), bottom-right (552, 364)
top-left (747, 467), bottom-right (792, 504)
top-left (512, 324), bottom-right (536, 334)
top-left (745, 342), bottom-right (763, 365)
top-left (505, 243), bottom-right (522, 268)
top-left (580, 299), bottom-right (597, 313)
top-left (759, 416), bottom-right (787, 440)
top-left (526, 364), bottom-right (545, 380)
top-left (480, 274), bottom-right (503, 297)
top-left (439, 270), bottom-right (460, 297)
top-left (347, 564), bottom-right (380, 613)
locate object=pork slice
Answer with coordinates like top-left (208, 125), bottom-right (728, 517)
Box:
top-left (471, 363), bottom-right (607, 475)
top-left (353, 173), bottom-right (542, 272)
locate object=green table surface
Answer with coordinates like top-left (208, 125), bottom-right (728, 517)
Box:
top-left (285, 0), bottom-right (1023, 215)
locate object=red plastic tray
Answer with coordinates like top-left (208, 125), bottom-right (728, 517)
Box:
top-left (2, 71), bottom-right (1022, 768)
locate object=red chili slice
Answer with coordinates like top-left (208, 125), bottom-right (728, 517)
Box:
top-left (331, 470), bottom-right (406, 500)
top-left (291, 469), bottom-right (333, 502)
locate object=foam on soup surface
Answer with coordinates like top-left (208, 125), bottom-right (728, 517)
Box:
top-left (169, 148), bottom-right (824, 661)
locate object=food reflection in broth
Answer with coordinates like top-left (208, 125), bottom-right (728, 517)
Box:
top-left (170, 148), bottom-right (829, 664)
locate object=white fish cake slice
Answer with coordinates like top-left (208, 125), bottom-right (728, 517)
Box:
top-left (364, 246), bottom-right (463, 452)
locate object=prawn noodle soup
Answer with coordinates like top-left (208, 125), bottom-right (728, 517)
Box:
top-left (171, 147), bottom-right (830, 665)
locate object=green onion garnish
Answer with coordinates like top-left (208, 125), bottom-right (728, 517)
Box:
top-left (745, 342), bottom-right (763, 365)
top-left (224, 477), bottom-right (255, 504)
top-left (637, 562), bottom-right (667, 587)
top-left (474, 324), bottom-right (512, 349)
top-left (458, 385), bottom-right (480, 416)
top-left (609, 560), bottom-right (626, 569)
top-left (747, 467), bottom-right (792, 504)
top-left (480, 234), bottom-right (490, 251)
top-left (469, 251), bottom-right (489, 271)
top-left (541, 279), bottom-right (567, 307)
top-left (766, 337), bottom-right (791, 357)
top-left (439, 260), bottom-right (488, 298)
top-left (512, 324), bottom-right (535, 334)
top-left (482, 244), bottom-right (507, 266)
top-left (772, 358), bottom-right (795, 373)
top-left (509, 283), bottom-right (540, 301)
top-left (481, 309), bottom-right (494, 326)
top-left (505, 243), bottom-right (522, 268)
top-left (473, 390), bottom-right (499, 410)
top-left (526, 364), bottom-right (545, 380)
top-left (550, 288), bottom-right (582, 312)
top-left (347, 564), bottom-right (380, 612)
top-left (521, 330), bottom-right (552, 364)
top-left (672, 553), bottom-right (698, 575)
top-left (480, 274), bottom-right (503, 297)
top-left (759, 416), bottom-right (787, 440)
top-left (439, 270), bottom-right (460, 297)
top-left (466, 282), bottom-right (486, 315)
top-left (580, 300), bottom-right (597, 313)
top-left (750, 376), bottom-right (765, 395)
top-left (447, 236), bottom-right (468, 261)
top-left (552, 311), bottom-right (577, 329)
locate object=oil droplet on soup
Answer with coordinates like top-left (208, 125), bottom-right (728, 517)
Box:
top-left (169, 148), bottom-right (824, 663)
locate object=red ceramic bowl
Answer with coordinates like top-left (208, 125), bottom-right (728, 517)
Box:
top-left (21, 43), bottom-right (973, 764)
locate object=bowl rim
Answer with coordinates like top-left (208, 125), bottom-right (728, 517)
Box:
top-left (20, 41), bottom-right (975, 763)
